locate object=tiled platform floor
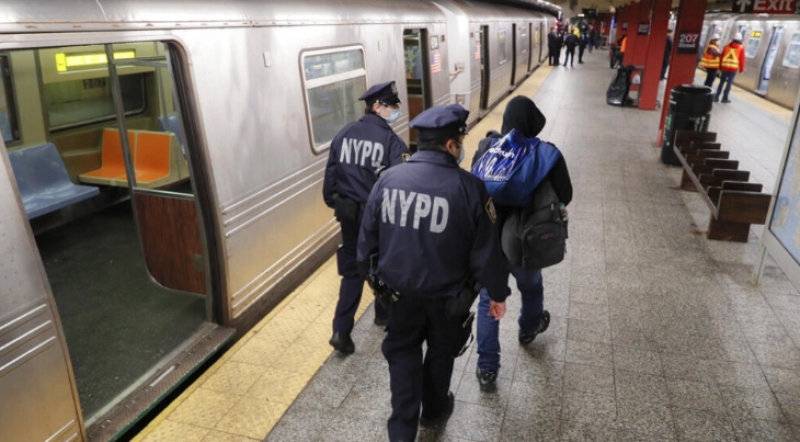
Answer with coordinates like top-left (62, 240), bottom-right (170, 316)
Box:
top-left (263, 53), bottom-right (800, 442)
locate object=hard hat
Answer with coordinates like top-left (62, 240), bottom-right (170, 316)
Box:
top-left (711, 33), bottom-right (721, 41)
top-left (734, 32), bottom-right (743, 41)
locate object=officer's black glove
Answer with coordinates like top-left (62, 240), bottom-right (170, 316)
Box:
top-left (375, 165), bottom-right (388, 179)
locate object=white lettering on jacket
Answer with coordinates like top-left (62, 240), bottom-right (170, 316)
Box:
top-left (341, 138), bottom-right (385, 168)
top-left (382, 187), bottom-right (449, 233)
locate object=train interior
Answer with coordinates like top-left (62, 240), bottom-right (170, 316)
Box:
top-left (1, 42), bottom-right (211, 425)
top-left (403, 28), bottom-right (432, 151)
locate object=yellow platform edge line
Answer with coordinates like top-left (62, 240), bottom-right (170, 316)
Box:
top-left (695, 68), bottom-right (792, 123)
top-left (129, 64), bottom-right (555, 442)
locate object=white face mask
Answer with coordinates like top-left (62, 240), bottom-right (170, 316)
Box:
top-left (380, 105), bottom-right (401, 124)
top-left (457, 142), bottom-right (465, 164)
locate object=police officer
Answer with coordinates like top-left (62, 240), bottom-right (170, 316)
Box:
top-left (357, 105), bottom-right (510, 442)
top-left (323, 81), bottom-right (410, 354)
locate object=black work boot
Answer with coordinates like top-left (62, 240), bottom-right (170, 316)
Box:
top-left (329, 332), bottom-right (355, 354)
top-left (419, 392), bottom-right (455, 428)
top-left (476, 366), bottom-right (498, 392)
top-left (519, 310), bottom-right (551, 345)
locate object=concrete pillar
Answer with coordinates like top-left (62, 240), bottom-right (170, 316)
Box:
top-left (658, 0), bottom-right (709, 145)
top-left (640, 0), bottom-right (672, 110)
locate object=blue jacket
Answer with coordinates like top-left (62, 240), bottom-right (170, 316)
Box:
top-left (323, 113), bottom-right (409, 207)
top-left (358, 150), bottom-right (510, 302)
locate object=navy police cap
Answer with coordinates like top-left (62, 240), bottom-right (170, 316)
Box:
top-left (359, 81), bottom-right (401, 105)
top-left (409, 104), bottom-right (469, 142)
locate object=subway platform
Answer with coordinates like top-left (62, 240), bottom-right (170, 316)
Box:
top-left (133, 51), bottom-right (800, 442)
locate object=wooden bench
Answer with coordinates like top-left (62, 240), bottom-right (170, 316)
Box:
top-left (673, 130), bottom-right (772, 242)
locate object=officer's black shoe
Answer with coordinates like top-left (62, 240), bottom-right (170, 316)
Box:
top-left (519, 310), bottom-right (551, 345)
top-left (476, 366), bottom-right (498, 392)
top-left (419, 392), bottom-right (455, 428)
top-left (329, 332), bottom-right (355, 354)
top-left (714, 96), bottom-right (721, 103)
top-left (722, 98), bottom-right (732, 103)
top-left (374, 316), bottom-right (388, 327)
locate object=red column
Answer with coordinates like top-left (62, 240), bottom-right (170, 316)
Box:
top-left (657, 0), bottom-right (709, 145)
top-left (615, 7), bottom-right (626, 47)
top-left (631, 0), bottom-right (652, 66)
top-left (640, 0), bottom-right (672, 110)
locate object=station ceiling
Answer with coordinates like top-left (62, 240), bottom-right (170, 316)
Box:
top-left (499, 0), bottom-right (734, 14)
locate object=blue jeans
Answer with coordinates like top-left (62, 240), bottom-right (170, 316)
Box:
top-left (476, 266), bottom-right (544, 372)
top-left (716, 71), bottom-right (736, 101)
top-left (704, 68), bottom-right (718, 88)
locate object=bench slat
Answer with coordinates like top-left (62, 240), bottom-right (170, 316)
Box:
top-left (717, 191), bottom-right (771, 225)
top-left (722, 181), bottom-right (763, 193)
top-left (705, 159), bottom-right (739, 170)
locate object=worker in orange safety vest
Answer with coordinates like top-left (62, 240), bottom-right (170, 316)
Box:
top-left (700, 33), bottom-right (722, 87)
top-left (715, 33), bottom-right (745, 103)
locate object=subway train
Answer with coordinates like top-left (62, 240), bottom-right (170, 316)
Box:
top-left (0, 1), bottom-right (557, 441)
top-left (701, 12), bottom-right (800, 109)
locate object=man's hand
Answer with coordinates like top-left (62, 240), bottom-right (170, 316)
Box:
top-left (488, 300), bottom-right (506, 321)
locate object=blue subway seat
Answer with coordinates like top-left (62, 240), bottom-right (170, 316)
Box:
top-left (9, 143), bottom-right (100, 219)
top-left (158, 114), bottom-right (185, 156)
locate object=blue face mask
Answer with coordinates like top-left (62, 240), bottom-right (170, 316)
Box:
top-left (384, 107), bottom-right (401, 124)
top-left (457, 142), bottom-right (465, 165)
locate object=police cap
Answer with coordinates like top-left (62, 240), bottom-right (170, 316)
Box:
top-left (359, 81), bottom-right (402, 105)
top-left (409, 104), bottom-right (470, 143)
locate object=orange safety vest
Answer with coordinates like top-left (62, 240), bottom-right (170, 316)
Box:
top-left (720, 43), bottom-right (745, 72)
top-left (620, 35), bottom-right (627, 53)
top-left (700, 43), bottom-right (720, 69)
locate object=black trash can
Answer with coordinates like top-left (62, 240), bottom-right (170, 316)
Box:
top-left (661, 85), bottom-right (714, 166)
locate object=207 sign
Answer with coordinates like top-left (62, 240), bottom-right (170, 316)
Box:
top-left (676, 30), bottom-right (701, 55)
top-left (733, 0), bottom-right (799, 14)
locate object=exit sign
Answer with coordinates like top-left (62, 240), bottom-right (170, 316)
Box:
top-left (733, 0), bottom-right (799, 13)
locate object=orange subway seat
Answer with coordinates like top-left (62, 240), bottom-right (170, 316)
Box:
top-left (134, 132), bottom-right (171, 184)
top-left (81, 129), bottom-right (135, 180)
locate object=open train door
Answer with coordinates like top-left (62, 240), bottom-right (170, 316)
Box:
top-left (0, 138), bottom-right (86, 442)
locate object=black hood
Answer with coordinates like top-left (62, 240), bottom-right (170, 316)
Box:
top-left (501, 96), bottom-right (546, 138)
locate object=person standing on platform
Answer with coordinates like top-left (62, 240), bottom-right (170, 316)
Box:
top-left (700, 34), bottom-right (722, 88)
top-left (323, 81), bottom-right (411, 355)
top-left (471, 96), bottom-right (573, 391)
top-left (358, 104), bottom-right (509, 442)
top-left (548, 27), bottom-right (560, 66)
top-left (661, 31), bottom-right (674, 80)
top-left (564, 31), bottom-right (579, 67)
top-left (715, 32), bottom-right (746, 103)
top-left (588, 26), bottom-right (597, 53)
top-left (578, 32), bottom-right (588, 63)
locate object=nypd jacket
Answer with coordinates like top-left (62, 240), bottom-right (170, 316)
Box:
top-left (357, 150), bottom-right (510, 303)
top-left (323, 113), bottom-right (410, 207)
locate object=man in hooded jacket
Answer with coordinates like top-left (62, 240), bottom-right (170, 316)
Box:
top-left (470, 96), bottom-right (573, 391)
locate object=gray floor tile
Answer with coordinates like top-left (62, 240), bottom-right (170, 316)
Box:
top-left (456, 371), bottom-right (512, 409)
top-left (564, 362), bottom-right (615, 397)
top-left (565, 340), bottom-right (613, 367)
top-left (616, 402), bottom-right (675, 439)
top-left (440, 401), bottom-right (504, 442)
top-left (513, 355), bottom-right (565, 387)
top-left (666, 379), bottom-right (724, 412)
top-left (672, 407), bottom-right (735, 442)
top-left (613, 347), bottom-right (663, 376)
top-left (500, 410), bottom-right (562, 442)
top-left (560, 420), bottom-right (618, 442)
top-left (562, 390), bottom-right (618, 429)
top-left (732, 419), bottom-right (799, 442)
top-left (615, 370), bottom-right (670, 407)
top-left (777, 393), bottom-right (800, 426)
top-left (567, 318), bottom-right (612, 344)
top-left (568, 301), bottom-right (610, 322)
top-left (717, 384), bottom-right (787, 423)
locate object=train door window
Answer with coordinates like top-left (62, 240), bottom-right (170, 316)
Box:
top-left (783, 33), bottom-right (800, 68)
top-left (5, 41), bottom-right (214, 432)
top-left (758, 26), bottom-right (785, 94)
top-left (301, 47), bottom-right (367, 152)
top-left (499, 30), bottom-right (508, 64)
top-left (0, 55), bottom-right (20, 145)
top-left (480, 26), bottom-right (490, 110)
top-left (746, 30), bottom-right (762, 58)
top-left (403, 29), bottom-right (431, 151)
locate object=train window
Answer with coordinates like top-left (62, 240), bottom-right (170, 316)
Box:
top-left (784, 33), bottom-right (800, 69)
top-left (0, 55), bottom-right (20, 144)
top-left (301, 47), bottom-right (368, 152)
top-left (499, 30), bottom-right (508, 63)
top-left (745, 31), bottom-right (762, 58)
top-left (521, 31), bottom-right (528, 54)
top-left (44, 74), bottom-right (146, 131)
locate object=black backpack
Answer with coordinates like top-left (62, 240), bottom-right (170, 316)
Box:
top-left (500, 179), bottom-right (567, 271)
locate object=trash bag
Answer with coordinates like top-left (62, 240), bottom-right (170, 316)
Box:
top-left (471, 129), bottom-right (562, 207)
top-left (607, 66), bottom-right (633, 106)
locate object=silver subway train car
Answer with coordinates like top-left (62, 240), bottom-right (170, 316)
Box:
top-left (702, 12), bottom-right (800, 109)
top-left (0, 1), bottom-right (556, 441)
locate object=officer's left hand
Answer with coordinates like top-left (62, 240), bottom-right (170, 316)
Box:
top-left (488, 300), bottom-right (506, 321)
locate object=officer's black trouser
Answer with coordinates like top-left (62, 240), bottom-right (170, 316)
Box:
top-left (564, 48), bottom-right (575, 66)
top-left (382, 295), bottom-right (461, 442)
top-left (548, 47), bottom-right (559, 65)
top-left (333, 217), bottom-right (386, 335)
top-left (579, 46), bottom-right (585, 62)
